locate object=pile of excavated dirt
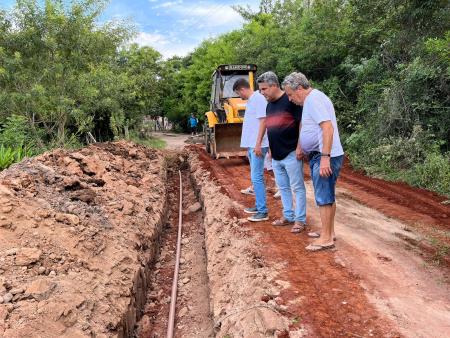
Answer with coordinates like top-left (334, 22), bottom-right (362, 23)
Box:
top-left (0, 141), bottom-right (167, 337)
top-left (188, 153), bottom-right (293, 337)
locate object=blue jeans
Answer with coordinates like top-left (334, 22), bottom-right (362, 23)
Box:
top-left (272, 151), bottom-right (306, 222)
top-left (248, 147), bottom-right (269, 214)
top-left (309, 154), bottom-right (344, 206)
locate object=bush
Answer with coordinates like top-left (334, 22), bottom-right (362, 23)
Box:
top-left (0, 114), bottom-right (36, 149)
top-left (370, 126), bottom-right (439, 170)
top-left (407, 152), bottom-right (450, 197)
top-left (345, 126), bottom-right (450, 197)
top-left (0, 145), bottom-right (33, 170)
top-left (0, 114), bottom-right (40, 170)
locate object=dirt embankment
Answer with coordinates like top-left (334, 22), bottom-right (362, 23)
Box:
top-left (0, 141), bottom-right (168, 337)
top-left (338, 162), bottom-right (450, 229)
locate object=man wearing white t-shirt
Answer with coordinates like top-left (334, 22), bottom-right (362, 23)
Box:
top-left (233, 78), bottom-right (270, 222)
top-left (283, 72), bottom-right (344, 251)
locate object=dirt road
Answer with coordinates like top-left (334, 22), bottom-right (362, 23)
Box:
top-left (192, 146), bottom-right (450, 338)
top-left (154, 132), bottom-right (190, 150)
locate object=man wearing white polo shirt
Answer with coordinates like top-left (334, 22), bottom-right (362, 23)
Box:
top-left (233, 78), bottom-right (270, 222)
top-left (283, 72), bottom-right (345, 251)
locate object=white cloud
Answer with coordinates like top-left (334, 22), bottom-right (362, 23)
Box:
top-left (160, 42), bottom-right (197, 58)
top-left (171, 2), bottom-right (243, 28)
top-left (130, 1), bottom-right (261, 58)
top-left (133, 31), bottom-right (195, 59)
top-left (152, 0), bottom-right (183, 9)
top-left (133, 32), bottom-right (170, 46)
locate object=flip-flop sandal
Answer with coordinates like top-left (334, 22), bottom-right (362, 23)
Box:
top-left (307, 231), bottom-right (337, 241)
top-left (291, 223), bottom-right (307, 233)
top-left (272, 218), bottom-right (293, 226)
top-left (305, 243), bottom-right (335, 252)
top-left (307, 231), bottom-right (321, 238)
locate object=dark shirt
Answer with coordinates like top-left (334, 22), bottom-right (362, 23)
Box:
top-left (266, 93), bottom-right (302, 161)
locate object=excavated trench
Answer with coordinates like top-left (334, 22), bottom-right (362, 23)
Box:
top-left (112, 144), bottom-right (450, 338)
top-left (135, 151), bottom-right (293, 338)
top-left (136, 159), bottom-right (214, 337)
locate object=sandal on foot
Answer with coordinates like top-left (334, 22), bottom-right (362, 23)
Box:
top-left (307, 231), bottom-right (337, 241)
top-left (291, 222), bottom-right (307, 233)
top-left (240, 186), bottom-right (255, 195)
top-left (305, 243), bottom-right (335, 252)
top-left (272, 218), bottom-right (293, 226)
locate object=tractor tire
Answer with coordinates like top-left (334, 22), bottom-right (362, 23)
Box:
top-left (205, 126), bottom-right (211, 154)
top-left (209, 130), bottom-right (216, 158)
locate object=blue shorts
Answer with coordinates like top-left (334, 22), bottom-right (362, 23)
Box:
top-left (309, 154), bottom-right (344, 206)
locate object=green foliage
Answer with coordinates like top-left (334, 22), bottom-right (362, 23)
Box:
top-left (0, 145), bottom-right (16, 170)
top-left (0, 114), bottom-right (37, 170)
top-left (0, 114), bottom-right (36, 148)
top-left (159, 57), bottom-right (185, 127)
top-left (0, 144), bottom-right (33, 170)
top-left (129, 132), bottom-right (166, 149)
top-left (0, 0), bottom-right (162, 146)
top-left (406, 152), bottom-right (450, 197)
top-left (345, 126), bottom-right (450, 196)
top-left (179, 33), bottom-right (239, 117)
top-left (117, 44), bottom-right (163, 126)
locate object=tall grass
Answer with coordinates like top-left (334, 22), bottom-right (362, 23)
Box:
top-left (129, 132), bottom-right (167, 149)
top-left (0, 145), bottom-right (33, 171)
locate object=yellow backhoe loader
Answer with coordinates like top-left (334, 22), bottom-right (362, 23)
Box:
top-left (204, 64), bottom-right (257, 159)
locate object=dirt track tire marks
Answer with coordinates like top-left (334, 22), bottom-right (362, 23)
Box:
top-left (338, 166), bottom-right (450, 229)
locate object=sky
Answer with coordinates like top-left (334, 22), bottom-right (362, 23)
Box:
top-left (0, 0), bottom-right (259, 58)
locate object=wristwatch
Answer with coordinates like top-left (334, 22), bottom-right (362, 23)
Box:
top-left (320, 153), bottom-right (331, 157)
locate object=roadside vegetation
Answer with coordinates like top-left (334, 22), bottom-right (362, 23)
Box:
top-left (0, 0), bottom-right (166, 165)
top-left (129, 133), bottom-right (167, 150)
top-left (0, 0), bottom-right (449, 197)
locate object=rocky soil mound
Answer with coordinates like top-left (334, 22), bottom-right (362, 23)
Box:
top-left (188, 153), bottom-right (291, 337)
top-left (0, 141), bottom-right (167, 338)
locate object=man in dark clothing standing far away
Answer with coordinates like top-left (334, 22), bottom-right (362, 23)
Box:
top-left (255, 71), bottom-right (307, 233)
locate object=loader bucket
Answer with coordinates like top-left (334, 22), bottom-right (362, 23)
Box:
top-left (213, 123), bottom-right (246, 158)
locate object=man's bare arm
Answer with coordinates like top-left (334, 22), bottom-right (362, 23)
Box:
top-left (254, 117), bottom-right (266, 157)
top-left (296, 122), bottom-right (304, 160)
top-left (319, 120), bottom-right (333, 177)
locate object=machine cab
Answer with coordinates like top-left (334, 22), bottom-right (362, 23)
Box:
top-left (204, 64), bottom-right (258, 159)
top-left (209, 64), bottom-right (257, 124)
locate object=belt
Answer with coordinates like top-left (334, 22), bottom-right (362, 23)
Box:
top-left (308, 151), bottom-right (321, 161)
